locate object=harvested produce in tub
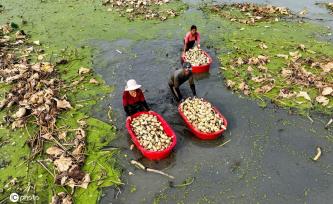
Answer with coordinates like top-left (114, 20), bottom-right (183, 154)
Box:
top-left (131, 114), bottom-right (172, 151)
top-left (180, 98), bottom-right (226, 133)
top-left (184, 47), bottom-right (210, 66)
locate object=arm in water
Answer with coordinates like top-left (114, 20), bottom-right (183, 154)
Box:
top-left (173, 74), bottom-right (183, 101)
top-left (174, 87), bottom-right (183, 101)
top-left (189, 75), bottom-right (196, 96)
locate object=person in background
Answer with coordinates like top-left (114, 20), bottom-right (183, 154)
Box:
top-left (168, 62), bottom-right (196, 102)
top-left (123, 79), bottom-right (150, 117)
top-left (183, 25), bottom-right (201, 52)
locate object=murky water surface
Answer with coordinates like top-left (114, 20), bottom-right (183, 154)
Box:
top-left (90, 1), bottom-right (333, 203)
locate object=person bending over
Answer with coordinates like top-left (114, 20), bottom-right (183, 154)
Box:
top-left (183, 25), bottom-right (201, 52)
top-left (123, 79), bottom-right (150, 117)
top-left (168, 62), bottom-right (196, 102)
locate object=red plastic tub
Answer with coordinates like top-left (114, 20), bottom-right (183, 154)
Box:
top-left (126, 111), bottom-right (177, 160)
top-left (178, 102), bottom-right (228, 140)
top-left (181, 50), bottom-right (213, 73)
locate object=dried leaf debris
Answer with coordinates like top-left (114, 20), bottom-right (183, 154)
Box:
top-left (50, 192), bottom-right (73, 204)
top-left (223, 38), bottom-right (333, 109)
top-left (0, 23), bottom-right (91, 201)
top-left (102, 0), bottom-right (181, 21)
top-left (208, 3), bottom-right (291, 25)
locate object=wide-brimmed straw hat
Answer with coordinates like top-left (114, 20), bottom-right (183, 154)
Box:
top-left (125, 79), bottom-right (142, 91)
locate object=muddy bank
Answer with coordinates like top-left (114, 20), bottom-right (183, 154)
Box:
top-left (90, 39), bottom-right (333, 203)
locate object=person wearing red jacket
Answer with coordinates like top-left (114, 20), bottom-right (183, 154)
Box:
top-left (123, 79), bottom-right (150, 117)
top-left (183, 25), bottom-right (201, 52)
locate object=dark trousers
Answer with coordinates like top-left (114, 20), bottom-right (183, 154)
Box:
top-left (126, 104), bottom-right (146, 116)
top-left (185, 40), bottom-right (196, 51)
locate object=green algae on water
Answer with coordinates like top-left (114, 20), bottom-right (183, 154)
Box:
top-left (202, 4), bottom-right (333, 115)
top-left (0, 32), bottom-right (120, 203)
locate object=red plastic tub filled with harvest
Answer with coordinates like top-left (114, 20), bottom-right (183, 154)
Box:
top-left (181, 50), bottom-right (213, 73)
top-left (178, 102), bottom-right (228, 140)
top-left (126, 111), bottom-right (177, 160)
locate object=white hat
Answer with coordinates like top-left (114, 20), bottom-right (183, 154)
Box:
top-left (125, 79), bottom-right (142, 91)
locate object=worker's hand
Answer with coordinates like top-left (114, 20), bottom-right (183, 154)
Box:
top-left (197, 44), bottom-right (201, 48)
top-left (126, 116), bottom-right (131, 121)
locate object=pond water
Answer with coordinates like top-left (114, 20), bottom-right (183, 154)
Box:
top-left (90, 1), bottom-right (333, 203)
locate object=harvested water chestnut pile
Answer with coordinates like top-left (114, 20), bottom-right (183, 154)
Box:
top-left (180, 98), bottom-right (226, 133)
top-left (184, 47), bottom-right (210, 66)
top-left (131, 114), bottom-right (172, 151)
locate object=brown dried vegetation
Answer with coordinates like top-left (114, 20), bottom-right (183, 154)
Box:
top-left (224, 43), bottom-right (333, 108)
top-left (0, 23), bottom-right (93, 203)
top-left (208, 3), bottom-right (291, 25)
top-left (102, 0), bottom-right (180, 21)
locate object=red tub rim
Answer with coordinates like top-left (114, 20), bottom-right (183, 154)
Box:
top-left (125, 111), bottom-right (177, 154)
top-left (178, 100), bottom-right (228, 137)
top-left (181, 50), bottom-right (213, 68)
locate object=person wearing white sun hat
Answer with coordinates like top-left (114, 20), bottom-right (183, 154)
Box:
top-left (123, 79), bottom-right (150, 117)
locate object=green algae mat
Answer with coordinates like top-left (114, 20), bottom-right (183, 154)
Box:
top-left (203, 3), bottom-right (333, 115)
top-left (0, 0), bottom-right (189, 203)
top-left (1, 0), bottom-right (333, 203)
